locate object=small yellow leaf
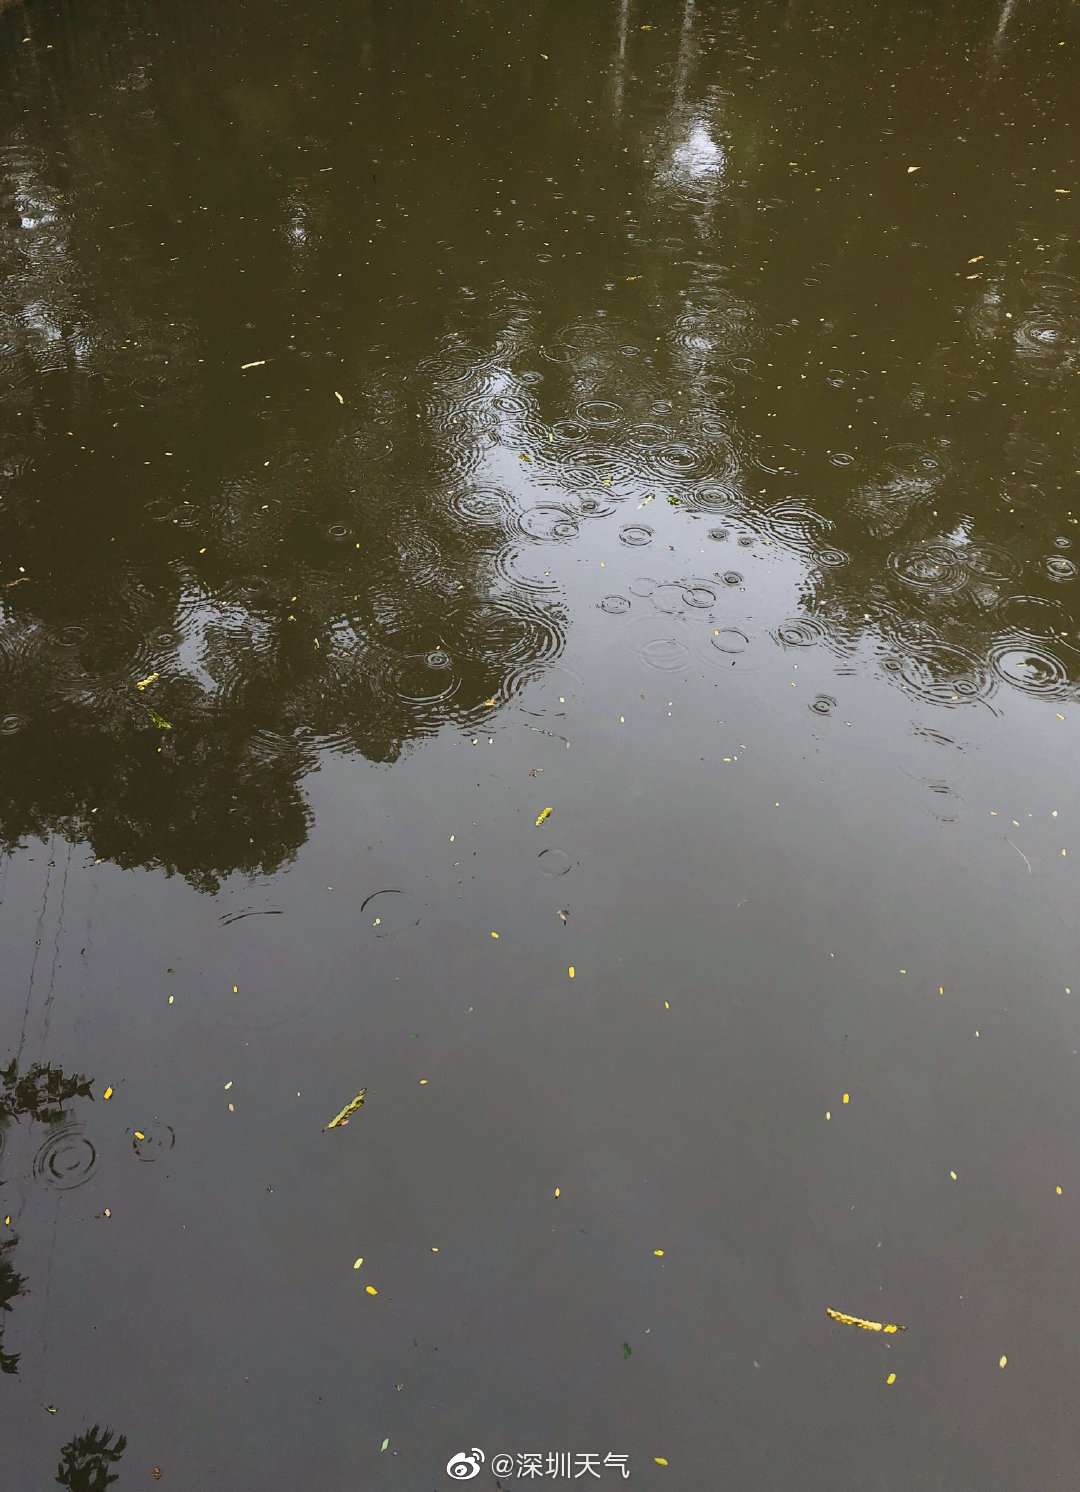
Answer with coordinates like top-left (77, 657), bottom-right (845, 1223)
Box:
top-left (999, 1355), bottom-right (1007, 1368)
top-left (420, 1079), bottom-right (428, 1085)
top-left (135, 672), bottom-right (159, 690)
top-left (103, 1087), bottom-right (113, 1101)
top-left (1056, 1185), bottom-right (1063, 1195)
top-left (842, 1093), bottom-right (849, 1104)
top-left (134, 1131), bottom-right (145, 1141)
top-left (654, 1458), bottom-right (668, 1466)
top-left (654, 1249), bottom-right (664, 1256)
top-left (325, 1089), bottom-right (366, 1130)
top-left (907, 165), bottom-right (920, 173)
top-left (827, 1308), bottom-right (906, 1333)
top-left (334, 391), bottom-right (344, 404)
top-left (554, 1186), bottom-right (560, 1197)
top-left (886, 1372), bottom-right (896, 1385)
top-left (491, 931), bottom-right (499, 939)
top-left (366, 1285), bottom-right (378, 1295)
top-left (353, 1258), bottom-right (363, 1269)
top-left (569, 966), bottom-right (575, 978)
top-left (536, 806), bottom-right (553, 826)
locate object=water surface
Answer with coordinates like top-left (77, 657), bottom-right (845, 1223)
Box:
top-left (2, 0), bottom-right (1080, 1486)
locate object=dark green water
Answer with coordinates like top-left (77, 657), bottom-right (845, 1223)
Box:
top-left (2, 0), bottom-right (1080, 1485)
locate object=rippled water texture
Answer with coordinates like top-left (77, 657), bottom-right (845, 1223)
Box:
top-left (3, 0), bottom-right (1080, 1486)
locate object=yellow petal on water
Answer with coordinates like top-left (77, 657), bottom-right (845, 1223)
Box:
top-left (420, 1079), bottom-right (428, 1085)
top-left (103, 1087), bottom-right (113, 1101)
top-left (491, 931), bottom-right (499, 939)
top-left (366, 1285), bottom-right (378, 1295)
top-left (1056, 1185), bottom-right (1063, 1195)
top-left (325, 1089), bottom-right (367, 1130)
top-left (334, 391), bottom-right (344, 404)
top-left (135, 672), bottom-right (159, 690)
top-left (240, 360), bottom-right (266, 369)
top-left (654, 1249), bottom-right (664, 1256)
top-left (353, 1258), bottom-right (363, 1269)
top-left (134, 1131), bottom-right (145, 1141)
top-left (536, 806), bottom-right (553, 826)
top-left (654, 1458), bottom-right (668, 1466)
top-left (950, 1170), bottom-right (957, 1180)
top-left (907, 165), bottom-right (920, 173)
top-left (999, 1355), bottom-right (1007, 1368)
top-left (664, 1000), bottom-right (669, 1009)
top-left (886, 1372), bottom-right (896, 1385)
top-left (569, 966), bottom-right (575, 978)
top-left (224, 1081), bottom-right (232, 1090)
top-left (827, 1308), bottom-right (906, 1333)
top-left (554, 1187), bottom-right (560, 1197)
top-left (842, 1093), bottom-right (849, 1104)
top-left (967, 255), bottom-right (984, 263)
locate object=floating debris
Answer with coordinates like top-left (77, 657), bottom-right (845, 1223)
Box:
top-left (827, 1308), bottom-right (906, 1334)
top-left (535, 806), bottom-right (553, 826)
top-left (135, 672), bottom-right (159, 691)
top-left (324, 1089), bottom-right (366, 1130)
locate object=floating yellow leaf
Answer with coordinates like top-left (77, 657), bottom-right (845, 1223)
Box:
top-left (240, 360), bottom-right (266, 369)
top-left (886, 1372), bottom-right (896, 1385)
top-left (135, 672), bottom-right (159, 691)
top-left (536, 806), bottom-right (553, 826)
top-left (491, 931), bottom-right (499, 939)
top-left (334, 391), bottom-right (344, 404)
top-left (325, 1089), bottom-right (367, 1130)
top-left (554, 1186), bottom-right (560, 1197)
top-left (103, 1087), bottom-right (113, 1101)
top-left (827, 1308), bottom-right (906, 1333)
top-left (999, 1354), bottom-right (1007, 1368)
top-left (653, 1249), bottom-right (664, 1256)
top-left (654, 1458), bottom-right (668, 1466)
top-left (568, 966), bottom-right (575, 979)
top-left (134, 1131), bottom-right (145, 1141)
top-left (842, 1093), bottom-right (849, 1104)
top-left (353, 1258), bottom-right (363, 1269)
top-left (366, 1285), bottom-right (378, 1295)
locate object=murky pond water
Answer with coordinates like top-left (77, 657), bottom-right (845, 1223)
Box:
top-left (2, 0), bottom-right (1080, 1485)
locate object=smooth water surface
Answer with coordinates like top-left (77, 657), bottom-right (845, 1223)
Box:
top-left (2, 0), bottom-right (1080, 1485)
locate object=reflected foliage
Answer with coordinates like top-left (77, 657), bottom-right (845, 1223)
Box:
top-left (1, 1059), bottom-right (93, 1123)
top-left (0, 1235), bottom-right (24, 1375)
top-left (0, 1060), bottom-right (95, 1375)
top-left (55, 1426), bottom-right (127, 1491)
top-left (0, 0), bottom-right (1079, 888)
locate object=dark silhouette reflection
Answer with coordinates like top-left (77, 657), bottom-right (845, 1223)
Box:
top-left (1, 0), bottom-right (1079, 891)
top-left (55, 1426), bottom-right (127, 1491)
top-left (1, 1059), bottom-right (93, 1123)
top-left (0, 1236), bottom-right (24, 1375)
top-left (0, 1061), bottom-right (95, 1374)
